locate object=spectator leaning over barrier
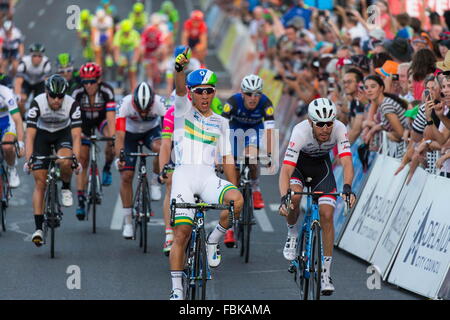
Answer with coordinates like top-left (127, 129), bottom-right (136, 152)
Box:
top-left (395, 75), bottom-right (442, 176)
top-left (405, 75), bottom-right (450, 182)
top-left (362, 75), bottom-right (408, 155)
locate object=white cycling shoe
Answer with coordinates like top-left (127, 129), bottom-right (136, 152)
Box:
top-left (122, 223), bottom-right (134, 239)
top-left (169, 288), bottom-right (184, 300)
top-left (283, 236), bottom-right (298, 261)
top-left (61, 189), bottom-right (73, 207)
top-left (206, 242), bottom-right (222, 268)
top-left (8, 166), bottom-right (20, 188)
top-left (321, 274), bottom-right (335, 296)
top-left (32, 229), bottom-right (44, 247)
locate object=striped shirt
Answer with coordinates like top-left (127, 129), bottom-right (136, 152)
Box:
top-left (379, 96), bottom-right (408, 132)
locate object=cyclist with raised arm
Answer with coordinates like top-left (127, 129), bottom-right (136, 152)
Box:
top-left (0, 83), bottom-right (24, 188)
top-left (14, 43), bottom-right (51, 117)
top-left (168, 51), bottom-right (243, 300)
top-left (221, 74), bottom-right (275, 246)
top-left (72, 62), bottom-right (116, 220)
top-left (25, 75), bottom-right (82, 246)
top-left (115, 82), bottom-right (166, 239)
top-left (278, 98), bottom-right (356, 296)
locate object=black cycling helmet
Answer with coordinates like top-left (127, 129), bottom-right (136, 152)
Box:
top-left (29, 43), bottom-right (45, 54)
top-left (45, 74), bottom-right (68, 98)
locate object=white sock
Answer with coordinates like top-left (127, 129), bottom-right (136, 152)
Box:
top-left (170, 271), bottom-right (183, 291)
top-left (287, 223), bottom-right (298, 237)
top-left (323, 256), bottom-right (332, 275)
top-left (207, 223), bottom-right (227, 244)
top-left (165, 228), bottom-right (173, 241)
top-left (123, 207), bottom-right (132, 225)
top-left (251, 178), bottom-right (260, 192)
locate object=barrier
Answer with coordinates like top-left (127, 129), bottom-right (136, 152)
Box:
top-left (258, 68), bottom-right (284, 108)
top-left (387, 173), bottom-right (450, 299)
top-left (438, 267), bottom-right (450, 299)
top-left (370, 166), bottom-right (428, 279)
top-left (338, 155), bottom-right (408, 261)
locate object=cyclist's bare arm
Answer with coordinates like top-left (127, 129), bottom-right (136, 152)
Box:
top-left (14, 76), bottom-right (23, 96)
top-left (159, 138), bottom-right (172, 173)
top-left (25, 127), bottom-right (36, 162)
top-left (279, 163), bottom-right (295, 198)
top-left (115, 130), bottom-right (125, 157)
top-left (11, 112), bottom-right (24, 144)
top-left (106, 110), bottom-right (116, 137)
top-left (71, 127), bottom-right (82, 160)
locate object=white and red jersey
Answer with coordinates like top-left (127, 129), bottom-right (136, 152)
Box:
top-left (283, 120), bottom-right (351, 167)
top-left (115, 94), bottom-right (166, 134)
top-left (141, 25), bottom-right (163, 54)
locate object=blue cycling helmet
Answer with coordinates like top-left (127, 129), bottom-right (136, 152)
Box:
top-left (186, 69), bottom-right (217, 88)
top-left (174, 45), bottom-right (187, 58)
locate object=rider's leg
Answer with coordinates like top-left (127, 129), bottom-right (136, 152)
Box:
top-left (76, 143), bottom-right (89, 218)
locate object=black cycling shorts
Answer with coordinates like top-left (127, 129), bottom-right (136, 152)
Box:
top-left (32, 127), bottom-right (72, 170)
top-left (23, 81), bottom-right (45, 98)
top-left (289, 152), bottom-right (337, 207)
top-left (120, 127), bottom-right (161, 172)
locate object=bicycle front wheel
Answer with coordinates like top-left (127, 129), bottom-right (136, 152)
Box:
top-left (1, 203), bottom-right (5, 232)
top-left (309, 221), bottom-right (322, 300)
top-left (141, 178), bottom-right (150, 253)
top-left (191, 228), bottom-right (207, 300)
top-left (244, 186), bottom-right (253, 263)
top-left (49, 179), bottom-right (58, 259)
top-left (91, 162), bottom-right (98, 234)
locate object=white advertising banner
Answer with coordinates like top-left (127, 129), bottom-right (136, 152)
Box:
top-left (338, 156), bottom-right (405, 261)
top-left (388, 174), bottom-right (450, 299)
top-left (371, 167), bottom-right (428, 279)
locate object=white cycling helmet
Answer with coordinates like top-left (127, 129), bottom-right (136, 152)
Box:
top-left (308, 98), bottom-right (337, 123)
top-left (133, 82), bottom-right (155, 112)
top-left (241, 74), bottom-right (263, 93)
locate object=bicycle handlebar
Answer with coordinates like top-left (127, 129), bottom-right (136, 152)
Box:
top-left (86, 135), bottom-right (116, 142)
top-left (119, 149), bottom-right (158, 162)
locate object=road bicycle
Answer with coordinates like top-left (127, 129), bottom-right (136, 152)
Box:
top-left (0, 141), bottom-right (17, 232)
top-left (84, 134), bottom-right (115, 234)
top-left (120, 141), bottom-right (158, 253)
top-left (30, 153), bottom-right (78, 259)
top-left (285, 178), bottom-right (349, 300)
top-left (170, 197), bottom-right (235, 300)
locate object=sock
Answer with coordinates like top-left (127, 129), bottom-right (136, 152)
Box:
top-left (323, 256), bottom-right (332, 275)
top-left (103, 163), bottom-right (111, 172)
top-left (62, 181), bottom-right (71, 190)
top-left (207, 223), bottom-right (227, 244)
top-left (170, 271), bottom-right (183, 291)
top-left (77, 190), bottom-right (86, 206)
top-left (287, 223), bottom-right (298, 237)
top-left (151, 172), bottom-right (158, 185)
top-left (251, 178), bottom-right (261, 192)
top-left (123, 207), bottom-right (132, 225)
top-left (165, 228), bottom-right (173, 241)
top-left (34, 215), bottom-right (44, 230)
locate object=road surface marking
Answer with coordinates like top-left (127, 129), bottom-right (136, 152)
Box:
top-left (46, 0), bottom-right (53, 5)
top-left (38, 9), bottom-right (45, 16)
top-left (110, 197), bottom-right (123, 230)
top-left (269, 204), bottom-right (279, 211)
top-left (8, 220), bottom-right (33, 241)
top-left (254, 208), bottom-right (274, 232)
top-left (28, 21), bottom-right (35, 29)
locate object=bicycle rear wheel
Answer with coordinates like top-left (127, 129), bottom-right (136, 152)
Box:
top-left (49, 179), bottom-right (58, 259)
top-left (244, 185), bottom-right (253, 263)
top-left (141, 178), bottom-right (150, 253)
top-left (309, 221), bottom-right (322, 300)
top-left (1, 203), bottom-right (5, 232)
top-left (91, 162), bottom-right (98, 234)
top-left (198, 226), bottom-right (208, 300)
top-left (297, 229), bottom-right (309, 300)
top-left (191, 228), bottom-right (207, 300)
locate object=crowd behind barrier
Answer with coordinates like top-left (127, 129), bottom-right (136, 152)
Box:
top-left (203, 0), bottom-right (450, 299)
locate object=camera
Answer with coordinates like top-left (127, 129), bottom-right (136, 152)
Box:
top-left (424, 89), bottom-right (430, 99)
top-left (392, 74), bottom-right (399, 81)
top-left (318, 10), bottom-right (325, 16)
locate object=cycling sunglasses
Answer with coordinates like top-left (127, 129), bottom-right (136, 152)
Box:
top-left (32, 54), bottom-right (43, 58)
top-left (243, 92), bottom-right (262, 97)
top-left (48, 92), bottom-right (65, 99)
top-left (191, 87), bottom-right (215, 95)
top-left (58, 67), bottom-right (74, 74)
top-left (81, 79), bottom-right (98, 85)
top-left (314, 121), bottom-right (334, 128)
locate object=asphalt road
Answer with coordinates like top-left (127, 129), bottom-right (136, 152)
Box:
top-left (0, 0), bottom-right (422, 300)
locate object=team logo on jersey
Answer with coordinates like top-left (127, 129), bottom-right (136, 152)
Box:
top-left (289, 141), bottom-right (295, 148)
top-left (223, 103), bottom-right (231, 113)
top-left (266, 106), bottom-right (274, 116)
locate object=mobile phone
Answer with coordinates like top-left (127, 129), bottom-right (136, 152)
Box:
top-left (358, 82), bottom-right (365, 91)
top-left (424, 89), bottom-right (430, 100)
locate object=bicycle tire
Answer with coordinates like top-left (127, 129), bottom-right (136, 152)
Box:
top-left (183, 235), bottom-right (194, 300)
top-left (191, 228), bottom-right (203, 300)
top-left (297, 228), bottom-right (309, 300)
top-left (1, 168), bottom-right (8, 231)
top-left (91, 162), bottom-right (97, 234)
top-left (49, 178), bottom-right (57, 259)
top-left (244, 184), bottom-right (253, 263)
top-left (1, 203), bottom-right (5, 232)
top-left (142, 178), bottom-right (150, 253)
top-left (238, 187), bottom-right (247, 257)
top-left (199, 226), bottom-right (208, 300)
top-left (309, 221), bottom-right (322, 300)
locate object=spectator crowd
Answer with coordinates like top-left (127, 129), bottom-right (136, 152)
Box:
top-left (218, 0), bottom-right (450, 180)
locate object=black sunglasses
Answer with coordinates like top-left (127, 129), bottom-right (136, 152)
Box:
top-left (48, 92), bottom-right (65, 99)
top-left (191, 87), bottom-right (215, 95)
top-left (244, 92), bottom-right (261, 97)
top-left (314, 121), bottom-right (334, 128)
top-left (81, 79), bottom-right (98, 85)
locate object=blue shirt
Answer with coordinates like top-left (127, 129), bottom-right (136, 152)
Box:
top-left (222, 93), bottom-right (275, 129)
top-left (281, 6), bottom-right (312, 29)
